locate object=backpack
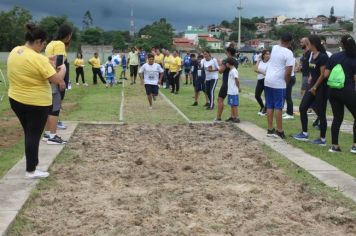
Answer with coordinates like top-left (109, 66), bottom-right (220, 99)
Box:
top-left (327, 64), bottom-right (345, 89)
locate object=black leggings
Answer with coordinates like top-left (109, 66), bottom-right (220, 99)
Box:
top-left (286, 76), bottom-right (296, 115)
top-left (206, 79), bottom-right (218, 108)
top-left (75, 67), bottom-right (85, 83)
top-left (329, 88), bottom-right (356, 145)
top-left (299, 85), bottom-right (328, 138)
top-left (92, 68), bottom-right (106, 84)
top-left (10, 98), bottom-right (50, 172)
top-left (170, 72), bottom-right (180, 93)
top-left (255, 79), bottom-right (265, 110)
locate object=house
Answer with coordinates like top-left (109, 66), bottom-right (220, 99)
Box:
top-left (198, 35), bottom-right (223, 50)
top-left (284, 18), bottom-right (298, 25)
top-left (173, 38), bottom-right (195, 51)
top-left (184, 26), bottom-right (209, 44)
top-left (208, 25), bottom-right (233, 38)
top-left (317, 30), bottom-right (348, 47)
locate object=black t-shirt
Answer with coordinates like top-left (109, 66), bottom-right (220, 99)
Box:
top-left (326, 51), bottom-right (356, 90)
top-left (222, 57), bottom-right (239, 87)
top-left (309, 52), bottom-right (328, 87)
top-left (300, 50), bottom-right (311, 77)
top-left (191, 60), bottom-right (199, 77)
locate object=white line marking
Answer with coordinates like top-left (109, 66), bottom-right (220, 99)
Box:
top-left (119, 80), bottom-right (125, 122)
top-left (159, 90), bottom-right (191, 123)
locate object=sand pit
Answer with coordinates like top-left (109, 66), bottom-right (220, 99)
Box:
top-left (17, 124), bottom-right (356, 235)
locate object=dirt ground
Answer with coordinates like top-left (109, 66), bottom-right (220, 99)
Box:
top-left (19, 124), bottom-right (356, 236)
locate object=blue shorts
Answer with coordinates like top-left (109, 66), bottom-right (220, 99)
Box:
top-left (122, 66), bottom-right (127, 71)
top-left (106, 76), bottom-right (114, 84)
top-left (227, 95), bottom-right (239, 106)
top-left (194, 77), bottom-right (205, 92)
top-left (145, 84), bottom-right (159, 95)
top-left (184, 68), bottom-right (191, 75)
top-left (264, 86), bottom-right (286, 110)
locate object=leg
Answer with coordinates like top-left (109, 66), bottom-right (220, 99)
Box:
top-left (285, 77), bottom-right (295, 116)
top-left (329, 90), bottom-right (344, 146)
top-left (80, 68), bottom-right (85, 84)
top-left (217, 97), bottom-right (224, 119)
top-left (314, 87), bottom-right (328, 139)
top-left (98, 69), bottom-right (106, 84)
top-left (75, 68), bottom-right (80, 83)
top-left (275, 109), bottom-right (283, 131)
top-left (92, 68), bottom-right (97, 84)
top-left (342, 90), bottom-right (356, 145)
top-left (255, 79), bottom-right (265, 110)
top-left (209, 79), bottom-right (218, 108)
top-left (175, 73), bottom-right (180, 93)
top-left (170, 73), bottom-right (176, 93)
top-left (130, 66), bottom-right (134, 84)
top-left (267, 109), bottom-right (274, 130)
top-left (299, 92), bottom-right (315, 133)
top-left (205, 80), bottom-right (211, 105)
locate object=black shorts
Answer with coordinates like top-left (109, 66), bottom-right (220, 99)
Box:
top-left (130, 65), bottom-right (138, 77)
top-left (145, 84), bottom-right (159, 95)
top-left (218, 85), bottom-right (228, 99)
top-left (184, 68), bottom-right (191, 75)
top-left (195, 77), bottom-right (205, 92)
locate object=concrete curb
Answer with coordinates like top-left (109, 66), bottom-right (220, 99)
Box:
top-left (0, 122), bottom-right (78, 236)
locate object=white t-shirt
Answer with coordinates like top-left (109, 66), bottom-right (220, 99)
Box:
top-left (201, 58), bottom-right (219, 81)
top-left (265, 45), bottom-right (294, 89)
top-left (227, 67), bottom-right (239, 95)
top-left (138, 63), bottom-right (164, 85)
top-left (112, 54), bottom-right (121, 66)
top-left (257, 61), bottom-right (269, 80)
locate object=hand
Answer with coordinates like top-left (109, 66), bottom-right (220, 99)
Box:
top-left (59, 80), bottom-right (66, 91)
top-left (48, 56), bottom-right (56, 68)
top-left (309, 87), bottom-right (316, 96)
top-left (57, 64), bottom-right (66, 73)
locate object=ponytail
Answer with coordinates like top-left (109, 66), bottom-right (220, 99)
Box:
top-left (24, 23), bottom-right (47, 43)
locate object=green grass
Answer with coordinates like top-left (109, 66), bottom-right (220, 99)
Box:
top-left (0, 141), bottom-right (24, 178)
top-left (161, 82), bottom-right (356, 178)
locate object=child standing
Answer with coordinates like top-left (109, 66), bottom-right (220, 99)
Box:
top-left (120, 49), bottom-right (128, 80)
top-left (105, 56), bottom-right (115, 87)
top-left (192, 54), bottom-right (209, 106)
top-left (226, 57), bottom-right (240, 123)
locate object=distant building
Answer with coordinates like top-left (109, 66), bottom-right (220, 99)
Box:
top-left (208, 25), bottom-right (233, 39)
top-left (198, 35), bottom-right (223, 50)
top-left (317, 30), bottom-right (348, 47)
top-left (173, 38), bottom-right (195, 51)
top-left (184, 26), bottom-right (209, 44)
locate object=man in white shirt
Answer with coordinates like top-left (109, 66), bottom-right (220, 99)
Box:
top-left (264, 33), bottom-right (294, 139)
top-left (139, 53), bottom-right (164, 109)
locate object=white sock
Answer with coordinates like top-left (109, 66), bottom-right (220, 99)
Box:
top-left (321, 138), bottom-right (326, 142)
top-left (49, 133), bottom-right (56, 139)
top-left (44, 131), bottom-right (50, 135)
top-left (303, 132), bottom-right (308, 136)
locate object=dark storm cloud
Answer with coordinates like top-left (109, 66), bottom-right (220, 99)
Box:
top-left (0, 0), bottom-right (353, 31)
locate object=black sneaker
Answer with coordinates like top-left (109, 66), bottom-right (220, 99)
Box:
top-left (192, 102), bottom-right (198, 106)
top-left (328, 146), bottom-right (341, 153)
top-left (204, 103), bottom-right (210, 107)
top-left (47, 135), bottom-right (67, 145)
top-left (225, 117), bottom-right (233, 122)
top-left (351, 146), bottom-right (356, 154)
top-left (275, 130), bottom-right (286, 139)
top-left (232, 118), bottom-right (240, 123)
top-left (42, 133), bottom-right (50, 142)
top-left (267, 128), bottom-right (276, 137)
top-left (206, 106), bottom-right (214, 110)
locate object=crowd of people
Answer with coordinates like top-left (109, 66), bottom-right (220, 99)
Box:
top-left (5, 22), bottom-right (356, 179)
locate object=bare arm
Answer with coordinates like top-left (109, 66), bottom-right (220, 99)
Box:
top-left (254, 60), bottom-right (261, 74)
top-left (235, 78), bottom-right (240, 92)
top-left (284, 66), bottom-right (293, 84)
top-left (311, 65), bottom-right (326, 91)
top-left (48, 64), bottom-right (66, 91)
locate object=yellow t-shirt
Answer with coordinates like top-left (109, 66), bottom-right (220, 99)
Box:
top-left (45, 40), bottom-right (67, 57)
top-left (169, 56), bottom-right (182, 73)
top-left (154, 54), bottom-right (164, 65)
top-left (7, 46), bottom-right (56, 106)
top-left (74, 58), bottom-right (84, 68)
top-left (89, 57), bottom-right (101, 68)
top-left (128, 51), bottom-right (139, 66)
top-left (164, 55), bottom-right (173, 69)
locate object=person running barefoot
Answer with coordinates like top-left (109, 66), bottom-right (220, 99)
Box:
top-left (139, 53), bottom-right (164, 109)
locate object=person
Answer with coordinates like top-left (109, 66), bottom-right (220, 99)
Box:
top-left (120, 49), bottom-right (128, 80)
top-left (43, 24), bottom-right (73, 144)
top-left (254, 49), bottom-right (270, 116)
top-left (192, 54), bottom-right (208, 106)
top-left (325, 35), bottom-right (356, 153)
top-left (105, 56), bottom-right (115, 87)
top-left (7, 23), bottom-right (66, 178)
top-left (74, 52), bottom-right (87, 86)
top-left (226, 57), bottom-right (241, 123)
top-left (154, 49), bottom-right (164, 68)
top-left (293, 35), bottom-right (329, 145)
top-left (202, 50), bottom-right (220, 110)
top-left (264, 33), bottom-right (294, 139)
top-left (88, 52), bottom-right (106, 85)
top-left (169, 50), bottom-right (182, 94)
top-left (138, 47), bottom-right (147, 66)
top-left (163, 50), bottom-right (173, 88)
top-left (283, 49), bottom-right (297, 120)
top-left (127, 47), bottom-right (139, 85)
top-left (299, 37), bottom-right (311, 97)
top-left (139, 53), bottom-right (164, 109)
top-left (216, 47), bottom-right (238, 121)
top-left (183, 51), bottom-right (192, 85)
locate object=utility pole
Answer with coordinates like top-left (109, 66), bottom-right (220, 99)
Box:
top-left (130, 5), bottom-right (135, 38)
top-left (353, 0), bottom-right (356, 39)
top-left (237, 0), bottom-right (243, 49)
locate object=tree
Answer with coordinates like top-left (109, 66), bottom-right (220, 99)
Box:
top-left (220, 20), bottom-right (230, 28)
top-left (339, 21), bottom-right (353, 31)
top-left (198, 38), bottom-right (208, 50)
top-left (329, 6), bottom-right (337, 24)
top-left (39, 16), bottom-right (75, 42)
top-left (0, 6), bottom-right (32, 51)
top-left (82, 10), bottom-right (93, 30)
top-left (275, 25), bottom-right (310, 49)
top-left (80, 28), bottom-right (102, 45)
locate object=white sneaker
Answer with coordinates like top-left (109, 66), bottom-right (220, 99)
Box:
top-left (84, 83), bottom-right (88, 86)
top-left (149, 106), bottom-right (153, 110)
top-left (76, 83), bottom-right (79, 86)
top-left (25, 170), bottom-right (49, 179)
top-left (283, 114), bottom-right (294, 120)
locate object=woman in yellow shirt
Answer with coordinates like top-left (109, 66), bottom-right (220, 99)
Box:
top-left (169, 50), bottom-right (182, 94)
top-left (74, 53), bottom-right (87, 86)
top-left (89, 52), bottom-right (106, 84)
top-left (7, 23), bottom-right (66, 179)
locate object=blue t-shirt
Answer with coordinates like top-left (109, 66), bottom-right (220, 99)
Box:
top-left (121, 55), bottom-right (127, 68)
top-left (326, 51), bottom-right (356, 90)
top-left (183, 55), bottom-right (191, 68)
top-left (105, 62), bottom-right (115, 77)
top-left (139, 51), bottom-right (146, 65)
top-left (191, 60), bottom-right (199, 77)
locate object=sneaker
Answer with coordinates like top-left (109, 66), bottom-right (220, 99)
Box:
top-left (283, 114), bottom-right (294, 120)
top-left (214, 118), bottom-right (222, 122)
top-left (307, 109), bottom-right (313, 115)
top-left (25, 170), bottom-right (49, 179)
top-left (149, 106), bottom-right (153, 110)
top-left (293, 132), bottom-right (309, 141)
top-left (311, 138), bottom-right (326, 146)
top-left (192, 102), bottom-right (198, 106)
top-left (351, 146), bottom-right (356, 154)
top-left (57, 121), bottom-right (67, 130)
top-left (47, 135), bottom-right (67, 145)
top-left (42, 133), bottom-right (50, 142)
top-left (232, 118), bottom-right (241, 123)
top-left (206, 107), bottom-right (214, 110)
top-left (204, 103), bottom-right (210, 107)
top-left (76, 83), bottom-right (79, 86)
top-left (225, 117), bottom-right (233, 122)
top-left (267, 128), bottom-right (277, 137)
top-left (276, 130), bottom-right (286, 139)
top-left (84, 83), bottom-right (88, 86)
top-left (329, 146), bottom-right (342, 153)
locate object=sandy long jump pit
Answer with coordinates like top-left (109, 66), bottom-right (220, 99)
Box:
top-left (16, 124), bottom-right (356, 236)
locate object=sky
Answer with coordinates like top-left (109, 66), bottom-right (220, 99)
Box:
top-left (0, 0), bottom-right (354, 31)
